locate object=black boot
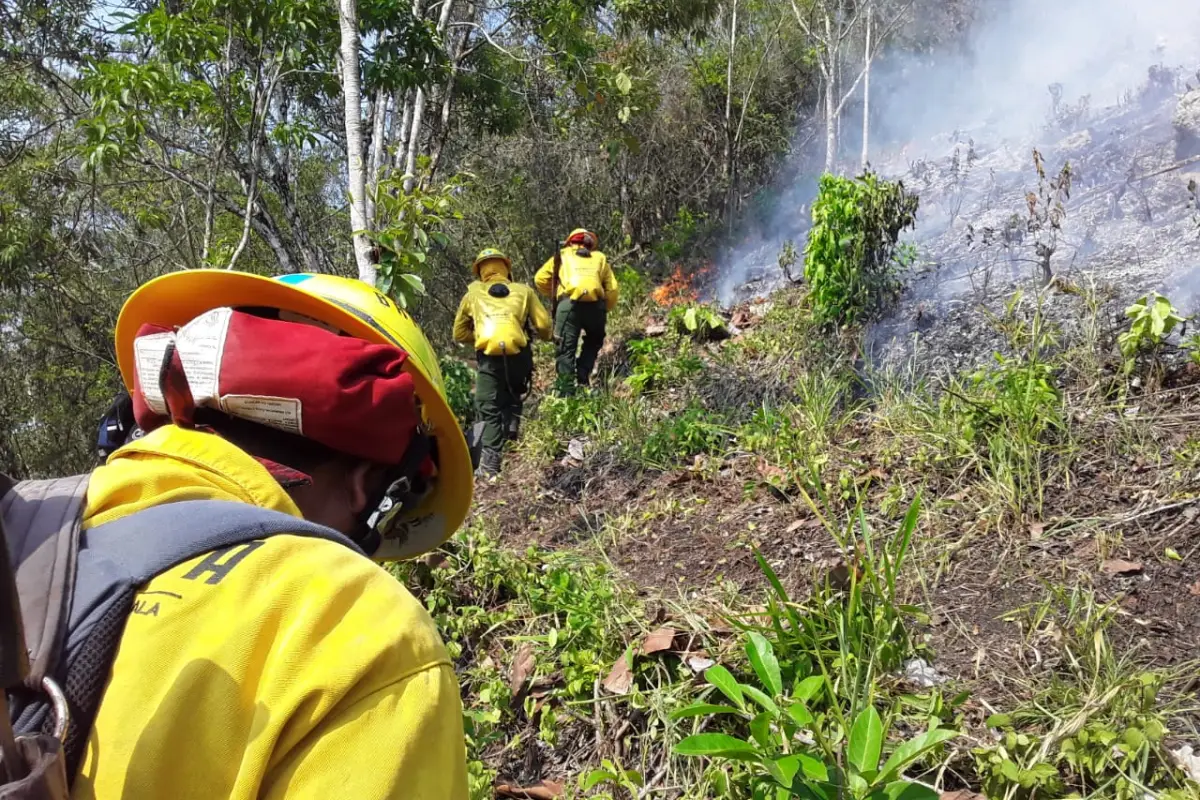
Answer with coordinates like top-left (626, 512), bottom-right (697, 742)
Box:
top-left (477, 448), bottom-right (503, 478)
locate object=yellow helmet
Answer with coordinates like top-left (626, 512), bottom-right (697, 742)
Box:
top-left (114, 270), bottom-right (473, 560)
top-left (472, 248), bottom-right (511, 279)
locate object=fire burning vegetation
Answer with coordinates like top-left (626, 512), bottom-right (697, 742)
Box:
top-left (651, 264), bottom-right (711, 307)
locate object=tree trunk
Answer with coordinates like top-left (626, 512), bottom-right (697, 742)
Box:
top-left (402, 88), bottom-right (426, 193)
top-left (723, 0), bottom-right (738, 230)
top-left (393, 88), bottom-right (413, 170)
top-left (403, 0), bottom-right (454, 193)
top-left (367, 86), bottom-right (389, 226)
top-left (824, 72), bottom-right (837, 174)
top-left (337, 0), bottom-right (375, 284)
top-left (861, 3), bottom-right (872, 171)
top-left (822, 8), bottom-right (837, 174)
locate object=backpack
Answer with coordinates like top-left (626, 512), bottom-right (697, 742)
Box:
top-left (0, 473), bottom-right (361, 794)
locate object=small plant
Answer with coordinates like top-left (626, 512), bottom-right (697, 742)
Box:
top-left (625, 337), bottom-right (703, 396)
top-left (779, 239), bottom-right (800, 283)
top-left (674, 633), bottom-right (956, 800)
top-left (973, 588), bottom-right (1198, 800)
top-left (1118, 292), bottom-right (1188, 374)
top-left (638, 404), bottom-right (732, 467)
top-left (439, 356), bottom-right (475, 426)
top-left (580, 759), bottom-right (645, 796)
top-left (804, 171), bottom-right (919, 326)
top-left (672, 498), bottom-right (956, 799)
top-left (668, 303), bottom-right (728, 341)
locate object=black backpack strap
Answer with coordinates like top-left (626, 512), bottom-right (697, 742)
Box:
top-left (14, 499), bottom-right (360, 782)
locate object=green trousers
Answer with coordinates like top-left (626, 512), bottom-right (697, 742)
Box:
top-left (474, 348), bottom-right (533, 451)
top-left (554, 299), bottom-right (607, 390)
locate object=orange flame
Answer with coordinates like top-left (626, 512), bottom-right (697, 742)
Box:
top-left (652, 264), bottom-right (710, 307)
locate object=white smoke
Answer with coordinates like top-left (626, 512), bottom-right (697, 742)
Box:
top-left (716, 0), bottom-right (1200, 304)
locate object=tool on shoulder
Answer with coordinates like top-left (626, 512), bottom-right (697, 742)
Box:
top-left (550, 241), bottom-right (564, 317)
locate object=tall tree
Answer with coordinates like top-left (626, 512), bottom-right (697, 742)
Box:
top-left (338, 0), bottom-right (375, 283)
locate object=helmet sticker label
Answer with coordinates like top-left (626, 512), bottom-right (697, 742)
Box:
top-left (219, 394), bottom-right (303, 436)
top-left (174, 307), bottom-right (233, 405)
top-left (132, 331), bottom-right (176, 416)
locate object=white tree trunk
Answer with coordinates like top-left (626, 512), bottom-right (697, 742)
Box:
top-left (403, 0), bottom-right (454, 193)
top-left (861, 3), bottom-right (872, 170)
top-left (367, 86), bottom-right (389, 227)
top-left (337, 0), bottom-right (375, 284)
top-left (402, 88), bottom-right (426, 193)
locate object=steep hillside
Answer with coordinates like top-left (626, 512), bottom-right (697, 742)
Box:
top-left (406, 274), bottom-right (1200, 799)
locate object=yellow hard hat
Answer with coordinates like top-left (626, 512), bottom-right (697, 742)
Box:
top-left (114, 270), bottom-right (473, 560)
top-left (472, 248), bottom-right (511, 279)
top-left (567, 229), bottom-right (598, 248)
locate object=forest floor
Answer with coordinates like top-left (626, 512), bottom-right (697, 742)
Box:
top-left (396, 279), bottom-right (1200, 800)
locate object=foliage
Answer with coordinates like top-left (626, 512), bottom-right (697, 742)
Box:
top-left (391, 524), bottom-right (647, 800)
top-left (639, 404), bottom-right (732, 468)
top-left (372, 174), bottom-right (466, 305)
top-left (669, 303), bottom-right (728, 341)
top-left (439, 356), bottom-right (475, 427)
top-left (625, 337), bottom-right (703, 396)
top-left (1118, 292), bottom-right (1188, 374)
top-left (973, 588), bottom-right (1199, 800)
top-left (804, 172), bottom-right (919, 326)
top-left (673, 498), bottom-right (958, 799)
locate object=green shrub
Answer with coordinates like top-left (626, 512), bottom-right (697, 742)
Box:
top-left (439, 356), bottom-right (475, 427)
top-left (625, 337), bottom-right (703, 396)
top-left (1118, 292), bottom-right (1188, 375)
top-left (804, 172), bottom-right (919, 325)
top-left (668, 303), bottom-right (728, 340)
top-left (638, 404), bottom-right (732, 467)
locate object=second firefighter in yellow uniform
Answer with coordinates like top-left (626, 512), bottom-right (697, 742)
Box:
top-left (535, 228), bottom-right (618, 393)
top-left (453, 248), bottom-right (552, 476)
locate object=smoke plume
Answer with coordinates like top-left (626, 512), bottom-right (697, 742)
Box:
top-left (716, 0), bottom-right (1200, 304)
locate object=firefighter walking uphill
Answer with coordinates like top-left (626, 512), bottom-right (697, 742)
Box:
top-left (535, 228), bottom-right (619, 394)
top-left (454, 248), bottom-right (553, 477)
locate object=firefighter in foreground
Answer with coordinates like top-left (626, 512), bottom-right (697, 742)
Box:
top-left (535, 229), bottom-right (619, 393)
top-left (3, 271), bottom-right (473, 798)
top-left (454, 248), bottom-right (553, 476)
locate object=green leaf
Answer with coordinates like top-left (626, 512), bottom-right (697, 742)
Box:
top-left (746, 632), bottom-right (783, 697)
top-left (849, 705), bottom-right (884, 777)
top-left (795, 675), bottom-right (825, 702)
top-left (795, 752), bottom-right (830, 782)
top-left (750, 711), bottom-right (773, 749)
top-left (675, 733), bottom-right (757, 758)
top-left (581, 769), bottom-right (617, 790)
top-left (766, 754), bottom-right (801, 788)
top-left (876, 728), bottom-right (958, 785)
top-left (787, 702), bottom-right (813, 727)
top-left (669, 702), bottom-right (740, 720)
top-left (741, 684), bottom-right (780, 716)
top-left (878, 781), bottom-right (939, 800)
top-left (704, 665), bottom-right (744, 708)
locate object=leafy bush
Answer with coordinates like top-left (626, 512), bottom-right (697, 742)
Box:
top-left (672, 498), bottom-right (958, 799)
top-left (804, 172), bottom-right (919, 325)
top-left (625, 337), bottom-right (703, 396)
top-left (668, 303), bottom-right (728, 340)
top-left (1118, 292), bottom-right (1188, 374)
top-left (638, 404), bottom-right (732, 467)
top-left (439, 356), bottom-right (475, 427)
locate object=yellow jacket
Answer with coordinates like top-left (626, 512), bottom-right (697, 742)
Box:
top-left (453, 272), bottom-right (552, 356)
top-left (74, 425), bottom-right (468, 800)
top-left (535, 248), bottom-right (619, 310)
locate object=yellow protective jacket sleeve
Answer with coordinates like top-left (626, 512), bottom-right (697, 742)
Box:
top-left (453, 279), bottom-right (546, 355)
top-left (527, 289), bottom-right (553, 340)
top-left (536, 248), bottom-right (619, 309)
top-left (73, 426), bottom-right (468, 800)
